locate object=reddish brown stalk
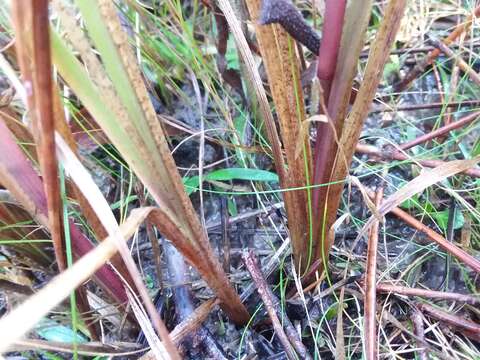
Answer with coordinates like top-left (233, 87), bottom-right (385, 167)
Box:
top-left (417, 303), bottom-right (480, 340)
top-left (430, 38), bottom-right (480, 86)
top-left (313, 0), bottom-right (407, 272)
top-left (243, 251), bottom-right (312, 360)
top-left (411, 310), bottom-right (429, 360)
top-left (364, 188), bottom-right (383, 360)
top-left (370, 99), bottom-right (480, 113)
top-left (356, 143), bottom-right (480, 178)
top-left (311, 0), bottom-right (355, 250)
top-left (0, 120), bottom-right (127, 304)
top-left (394, 5), bottom-right (480, 92)
top-left (376, 283), bottom-right (479, 305)
top-left (316, 0), bottom-right (347, 98)
top-left (11, 0), bottom-right (66, 271)
top-left (397, 111), bottom-right (480, 151)
top-left (391, 207), bottom-right (480, 273)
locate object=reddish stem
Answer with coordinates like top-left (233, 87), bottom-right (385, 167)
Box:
top-left (317, 0), bottom-right (347, 97)
top-left (364, 188), bottom-right (383, 360)
top-left (398, 111), bottom-right (480, 151)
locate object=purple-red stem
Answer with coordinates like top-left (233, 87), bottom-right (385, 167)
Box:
top-left (0, 120), bottom-right (127, 304)
top-left (317, 0), bottom-right (347, 96)
top-left (311, 0), bottom-right (347, 257)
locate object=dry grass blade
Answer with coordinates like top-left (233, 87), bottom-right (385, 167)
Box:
top-left (0, 118), bottom-right (127, 303)
top-left (356, 143), bottom-right (480, 178)
top-left (11, 0), bottom-right (65, 271)
top-left (358, 157), bottom-right (480, 242)
top-left (215, 0), bottom-right (286, 182)
top-left (51, 86), bottom-right (134, 289)
top-left (244, 0), bottom-right (313, 271)
top-left (55, 134), bottom-right (181, 359)
top-left (364, 188), bottom-right (383, 360)
top-left (0, 207), bottom-right (151, 354)
top-left (52, 0), bottom-right (248, 324)
top-left (127, 290), bottom-right (170, 359)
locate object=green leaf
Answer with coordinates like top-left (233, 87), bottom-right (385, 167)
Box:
top-left (184, 168), bottom-right (279, 195)
top-left (226, 37), bottom-right (240, 70)
top-left (228, 198), bottom-right (238, 217)
top-left (36, 319), bottom-right (87, 343)
top-left (472, 138), bottom-right (480, 157)
top-left (431, 209), bottom-right (465, 232)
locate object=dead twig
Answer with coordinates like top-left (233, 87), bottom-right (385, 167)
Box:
top-left (364, 188), bottom-right (383, 360)
top-left (394, 5), bottom-right (480, 92)
top-left (430, 38), bottom-right (480, 86)
top-left (391, 206), bottom-right (480, 274)
top-left (397, 111), bottom-right (480, 152)
top-left (243, 250), bottom-right (311, 360)
top-left (411, 310), bottom-right (429, 360)
top-left (355, 143), bottom-right (480, 178)
top-left (359, 187), bottom-right (480, 274)
top-left (375, 283), bottom-right (479, 305)
top-left (417, 303), bottom-right (480, 342)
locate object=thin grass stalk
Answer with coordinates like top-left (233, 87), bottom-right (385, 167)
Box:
top-left (364, 188), bottom-right (383, 360)
top-left (11, 0), bottom-right (66, 271)
top-left (314, 0), bottom-right (408, 269)
top-left (245, 0), bottom-right (313, 272)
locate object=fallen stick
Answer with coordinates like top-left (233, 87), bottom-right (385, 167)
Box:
top-left (375, 282), bottom-right (479, 305)
top-left (417, 303), bottom-right (480, 342)
top-left (355, 143), bottom-right (480, 178)
top-left (243, 250), bottom-right (311, 360)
